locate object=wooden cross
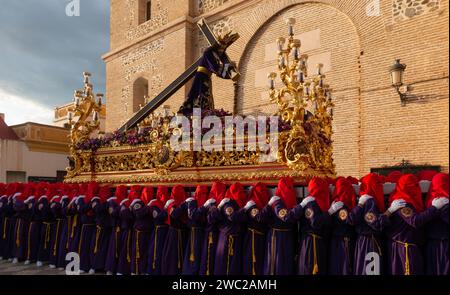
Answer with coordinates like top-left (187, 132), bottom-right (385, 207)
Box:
top-left (118, 19), bottom-right (239, 133)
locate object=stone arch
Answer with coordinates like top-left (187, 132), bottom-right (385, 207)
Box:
top-left (132, 76), bottom-right (149, 113)
top-left (227, 0), bottom-right (373, 177)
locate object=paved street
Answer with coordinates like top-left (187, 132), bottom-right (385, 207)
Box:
top-left (0, 259), bottom-right (65, 275)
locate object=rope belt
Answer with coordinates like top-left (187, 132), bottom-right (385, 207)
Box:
top-left (66, 216), bottom-right (72, 250)
top-left (206, 231), bottom-right (213, 275)
top-left (126, 230), bottom-right (131, 263)
top-left (152, 225), bottom-right (167, 270)
top-left (394, 240), bottom-right (417, 275)
top-left (270, 228), bottom-right (291, 275)
top-left (78, 223), bottom-right (94, 254)
top-left (3, 217), bottom-right (9, 239)
top-left (71, 215), bottom-right (77, 238)
top-left (177, 229), bottom-right (183, 270)
top-left (53, 219), bottom-right (63, 256)
top-left (27, 222), bottom-right (35, 259)
top-left (308, 233), bottom-right (323, 275)
top-left (248, 228), bottom-right (264, 275)
top-left (15, 219), bottom-right (21, 248)
top-left (189, 227), bottom-right (200, 263)
top-left (115, 226), bottom-right (120, 259)
top-left (135, 229), bottom-right (141, 274)
top-left (94, 225), bottom-right (102, 254)
top-left (343, 236), bottom-right (352, 273)
top-left (226, 234), bottom-right (237, 275)
top-left (43, 222), bottom-right (53, 250)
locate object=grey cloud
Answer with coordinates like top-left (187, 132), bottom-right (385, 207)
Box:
top-left (0, 0), bottom-right (109, 108)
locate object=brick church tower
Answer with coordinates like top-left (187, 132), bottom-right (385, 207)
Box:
top-left (103, 0), bottom-right (449, 177)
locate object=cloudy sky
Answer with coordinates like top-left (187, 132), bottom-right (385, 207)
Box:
top-left (0, 0), bottom-right (109, 126)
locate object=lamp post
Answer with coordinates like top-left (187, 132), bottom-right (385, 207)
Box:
top-left (389, 59), bottom-right (409, 106)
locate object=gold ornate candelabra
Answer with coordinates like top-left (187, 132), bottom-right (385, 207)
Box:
top-left (268, 18), bottom-right (335, 174)
top-left (66, 72), bottom-right (103, 178)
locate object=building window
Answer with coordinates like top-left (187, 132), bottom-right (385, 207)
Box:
top-left (133, 77), bottom-right (149, 113)
top-left (138, 0), bottom-right (152, 24)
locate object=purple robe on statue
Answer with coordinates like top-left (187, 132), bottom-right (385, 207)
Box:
top-left (328, 205), bottom-right (355, 275)
top-left (146, 206), bottom-right (168, 275)
top-left (348, 198), bottom-right (389, 275)
top-left (116, 205), bottom-right (134, 275)
top-left (425, 204), bottom-right (449, 275)
top-left (130, 201), bottom-right (152, 275)
top-left (76, 197), bottom-right (95, 272)
top-left (161, 203), bottom-right (188, 275)
top-left (298, 201), bottom-right (330, 275)
top-left (105, 200), bottom-right (121, 274)
top-left (241, 204), bottom-right (267, 276)
top-left (385, 204), bottom-right (438, 275)
top-left (37, 198), bottom-right (55, 263)
top-left (182, 200), bottom-right (205, 275)
top-left (260, 200), bottom-right (298, 275)
top-left (90, 200), bottom-right (113, 272)
top-left (210, 200), bottom-right (245, 275)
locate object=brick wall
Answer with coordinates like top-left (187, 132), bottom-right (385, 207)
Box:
top-left (104, 0), bottom-right (449, 177)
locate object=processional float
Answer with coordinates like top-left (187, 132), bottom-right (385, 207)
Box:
top-left (65, 18), bottom-right (335, 186)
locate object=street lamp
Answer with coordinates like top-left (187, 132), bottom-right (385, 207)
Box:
top-left (389, 59), bottom-right (409, 106)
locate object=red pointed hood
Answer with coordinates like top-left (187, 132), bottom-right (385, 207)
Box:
top-left (171, 185), bottom-right (187, 206)
top-left (308, 177), bottom-right (330, 212)
top-left (275, 177), bottom-right (297, 209)
top-left (387, 171), bottom-right (403, 183)
top-left (389, 174), bottom-right (424, 213)
top-left (378, 174), bottom-right (387, 184)
top-left (150, 186), bottom-right (170, 210)
top-left (416, 170), bottom-right (438, 181)
top-left (209, 181), bottom-right (227, 203)
top-left (113, 185), bottom-right (128, 206)
top-left (425, 173), bottom-right (449, 208)
top-left (85, 182), bottom-right (100, 203)
top-left (0, 183), bottom-right (6, 197)
top-left (128, 185), bottom-right (143, 207)
top-left (249, 183), bottom-right (270, 209)
top-left (332, 177), bottom-right (356, 210)
top-left (141, 186), bottom-right (155, 206)
top-left (16, 183), bottom-right (34, 203)
top-left (43, 183), bottom-right (59, 203)
top-left (360, 173), bottom-right (385, 212)
top-left (225, 182), bottom-right (248, 208)
top-left (194, 185), bottom-right (209, 207)
top-left (346, 176), bottom-right (359, 185)
top-left (98, 185), bottom-right (112, 203)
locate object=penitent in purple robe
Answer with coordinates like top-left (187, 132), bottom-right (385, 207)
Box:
top-left (146, 206), bottom-right (168, 275)
top-left (425, 204), bottom-right (449, 275)
top-left (0, 197), bottom-right (8, 259)
top-left (211, 200), bottom-right (245, 275)
top-left (260, 200), bottom-right (298, 275)
top-left (161, 203), bottom-right (188, 275)
top-left (56, 199), bottom-right (72, 268)
top-left (198, 205), bottom-right (220, 275)
top-left (116, 205), bottom-right (134, 275)
top-left (182, 200), bottom-right (206, 275)
top-left (12, 199), bottom-right (29, 261)
top-left (130, 202), bottom-right (152, 275)
top-left (328, 205), bottom-right (356, 275)
top-left (76, 198), bottom-right (96, 272)
top-left (49, 202), bottom-right (65, 266)
top-left (385, 204), bottom-right (438, 275)
top-left (241, 204), bottom-right (267, 275)
top-left (298, 201), bottom-right (330, 275)
top-left (348, 198), bottom-right (389, 275)
top-left (105, 200), bottom-right (121, 274)
top-left (25, 200), bottom-right (41, 263)
top-left (1, 200), bottom-right (15, 260)
top-left (37, 198), bottom-right (55, 263)
top-left (90, 200), bottom-right (113, 272)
